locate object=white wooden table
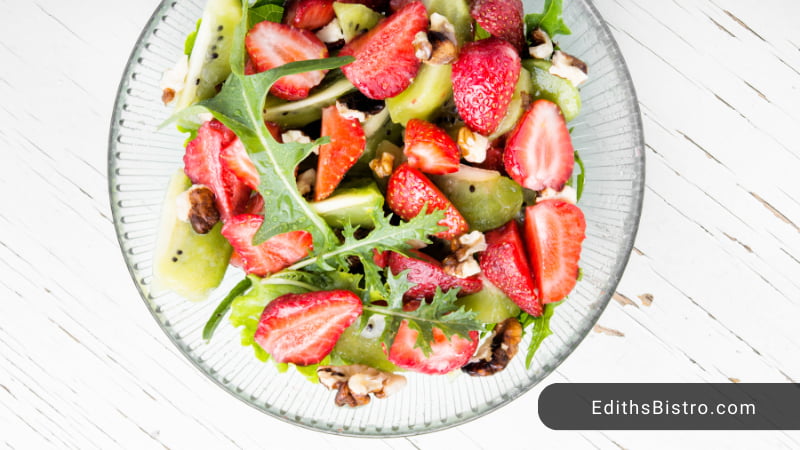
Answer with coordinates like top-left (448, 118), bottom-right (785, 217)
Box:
top-left (2, 0), bottom-right (799, 448)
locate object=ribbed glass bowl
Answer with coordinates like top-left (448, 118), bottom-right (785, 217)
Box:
top-left (109, 0), bottom-right (644, 437)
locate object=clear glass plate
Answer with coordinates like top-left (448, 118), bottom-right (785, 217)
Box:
top-left (108, 0), bottom-right (644, 437)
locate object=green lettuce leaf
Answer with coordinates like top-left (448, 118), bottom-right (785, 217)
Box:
top-left (521, 300), bottom-right (563, 368)
top-left (525, 0), bottom-right (571, 39)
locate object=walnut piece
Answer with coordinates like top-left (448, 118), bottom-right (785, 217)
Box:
top-left (457, 127), bottom-right (489, 163)
top-left (369, 150), bottom-right (395, 178)
top-left (318, 365), bottom-right (407, 407)
top-left (528, 28), bottom-right (554, 60)
top-left (462, 317), bottom-right (523, 376)
top-left (413, 15), bottom-right (458, 65)
top-left (538, 185), bottom-right (577, 204)
top-left (443, 231), bottom-right (487, 278)
top-left (549, 50), bottom-right (588, 87)
top-left (296, 168), bottom-right (316, 197)
top-left (176, 185), bottom-right (219, 234)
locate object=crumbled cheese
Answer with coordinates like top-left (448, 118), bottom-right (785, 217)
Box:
top-left (316, 18), bottom-right (344, 43)
top-left (281, 129), bottom-right (312, 144)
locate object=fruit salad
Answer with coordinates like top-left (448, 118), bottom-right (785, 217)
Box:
top-left (154, 0), bottom-right (588, 407)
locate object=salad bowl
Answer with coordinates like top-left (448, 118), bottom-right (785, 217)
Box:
top-left (109, 0), bottom-right (644, 436)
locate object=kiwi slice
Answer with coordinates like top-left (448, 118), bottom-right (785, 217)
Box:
top-left (386, 63), bottom-right (453, 126)
top-left (331, 320), bottom-right (401, 372)
top-left (456, 276), bottom-right (521, 324)
top-left (263, 73), bottom-right (356, 127)
top-left (151, 170), bottom-right (232, 302)
top-left (489, 67), bottom-right (533, 140)
top-left (333, 2), bottom-right (383, 42)
top-left (175, 0), bottom-right (241, 109)
top-left (522, 59), bottom-right (582, 122)
top-left (423, 0), bottom-right (471, 45)
top-left (432, 165), bottom-right (524, 232)
top-left (309, 180), bottom-right (384, 228)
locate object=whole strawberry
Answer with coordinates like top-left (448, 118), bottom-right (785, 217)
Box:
top-left (451, 37), bottom-right (521, 136)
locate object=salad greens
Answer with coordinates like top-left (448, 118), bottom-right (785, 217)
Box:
top-left (525, 0), bottom-right (571, 38)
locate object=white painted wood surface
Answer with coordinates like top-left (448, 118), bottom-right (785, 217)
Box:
top-left (1, 0), bottom-right (799, 448)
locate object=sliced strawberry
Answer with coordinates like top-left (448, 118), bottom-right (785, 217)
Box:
top-left (385, 164), bottom-right (468, 239)
top-left (254, 290), bottom-right (362, 365)
top-left (218, 122), bottom-right (282, 191)
top-left (403, 119), bottom-right (460, 175)
top-left (283, 0), bottom-right (335, 30)
top-left (183, 120), bottom-right (251, 221)
top-left (524, 199), bottom-right (585, 303)
top-left (314, 105), bottom-right (366, 201)
top-left (388, 321), bottom-right (479, 375)
top-left (339, 1), bottom-right (428, 99)
top-left (504, 99), bottom-right (575, 191)
top-left (470, 0), bottom-right (525, 52)
top-left (480, 220), bottom-right (542, 316)
top-left (388, 250), bottom-right (482, 301)
top-left (219, 138), bottom-right (259, 190)
top-left (452, 37), bottom-right (521, 135)
top-left (221, 214), bottom-right (313, 277)
top-left (246, 21), bottom-right (329, 100)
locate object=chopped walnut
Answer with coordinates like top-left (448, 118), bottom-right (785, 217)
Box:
top-left (429, 13), bottom-right (457, 44)
top-left (318, 365), bottom-right (407, 407)
top-left (528, 28), bottom-right (554, 60)
top-left (549, 50), bottom-right (588, 87)
top-left (462, 317), bottom-right (523, 376)
top-left (281, 129), bottom-right (312, 144)
top-left (296, 168), bottom-right (316, 197)
top-left (538, 185), bottom-right (577, 204)
top-left (413, 31), bottom-right (433, 61)
top-left (443, 231), bottom-right (487, 278)
top-left (457, 127), bottom-right (489, 163)
top-left (369, 150), bottom-right (395, 178)
top-left (175, 185), bottom-right (220, 234)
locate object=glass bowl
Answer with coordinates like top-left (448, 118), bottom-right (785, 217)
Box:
top-left (108, 0), bottom-right (644, 437)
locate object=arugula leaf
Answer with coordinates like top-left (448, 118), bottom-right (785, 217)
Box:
top-left (171, 2), bottom-right (355, 251)
top-left (521, 300), bottom-right (563, 368)
top-left (287, 209), bottom-right (446, 272)
top-left (474, 22), bottom-right (492, 40)
top-left (573, 150), bottom-right (585, 201)
top-left (203, 277), bottom-right (252, 340)
top-left (364, 270), bottom-right (483, 356)
top-left (525, 0), bottom-right (571, 39)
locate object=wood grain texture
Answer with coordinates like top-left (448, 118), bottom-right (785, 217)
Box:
top-left (1, 0), bottom-right (799, 448)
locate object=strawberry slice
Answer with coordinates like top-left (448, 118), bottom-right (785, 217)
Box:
top-left (524, 199), bottom-right (585, 303)
top-left (246, 20), bottom-right (329, 100)
top-left (254, 290), bottom-right (362, 365)
top-left (339, 1), bottom-right (428, 99)
top-left (221, 214), bottom-right (313, 277)
top-left (314, 105), bottom-right (366, 201)
top-left (219, 138), bottom-right (259, 190)
top-left (504, 99), bottom-right (575, 191)
top-left (388, 321), bottom-right (479, 375)
top-left (385, 163), bottom-right (468, 239)
top-left (183, 120), bottom-right (250, 221)
top-left (479, 220), bottom-right (542, 316)
top-left (403, 119), bottom-right (460, 175)
top-left (452, 37), bottom-right (521, 136)
top-left (387, 250), bottom-right (482, 301)
top-left (283, 0), bottom-right (335, 30)
top-left (219, 122), bottom-right (282, 191)
top-left (470, 0), bottom-right (525, 52)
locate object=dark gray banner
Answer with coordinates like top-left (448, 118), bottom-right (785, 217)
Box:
top-left (539, 383), bottom-right (800, 430)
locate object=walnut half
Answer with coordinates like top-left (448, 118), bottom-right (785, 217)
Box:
top-left (176, 185), bottom-right (220, 234)
top-left (317, 365), bottom-right (407, 407)
top-left (462, 317), bottom-right (523, 376)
